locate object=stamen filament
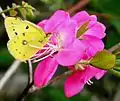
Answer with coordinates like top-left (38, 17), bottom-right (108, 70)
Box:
top-left (31, 48), bottom-right (52, 60)
top-left (33, 50), bottom-right (56, 63)
top-left (86, 79), bottom-right (93, 85)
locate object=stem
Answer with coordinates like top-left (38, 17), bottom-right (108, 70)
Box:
top-left (109, 69), bottom-right (120, 77)
top-left (16, 70), bottom-right (72, 101)
top-left (0, 6), bottom-right (33, 16)
top-left (0, 7), bottom-right (6, 18)
top-left (0, 60), bottom-right (21, 90)
top-left (108, 42), bottom-right (120, 53)
top-left (16, 81), bottom-right (33, 101)
top-left (67, 0), bottom-right (90, 15)
top-left (27, 60), bottom-right (33, 84)
top-left (48, 70), bottom-right (72, 85)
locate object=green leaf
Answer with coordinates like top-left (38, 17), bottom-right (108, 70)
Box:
top-left (90, 50), bottom-right (116, 70)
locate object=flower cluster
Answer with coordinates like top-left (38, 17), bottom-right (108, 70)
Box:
top-left (33, 10), bottom-right (106, 97)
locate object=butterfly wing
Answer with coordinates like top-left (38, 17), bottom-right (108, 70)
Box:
top-left (7, 32), bottom-right (49, 61)
top-left (4, 17), bottom-right (46, 39)
top-left (5, 17), bottom-right (50, 61)
top-left (4, 17), bottom-right (23, 39)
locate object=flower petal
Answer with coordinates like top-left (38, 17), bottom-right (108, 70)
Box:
top-left (34, 57), bottom-right (58, 88)
top-left (64, 71), bottom-right (85, 97)
top-left (55, 39), bottom-right (86, 66)
top-left (44, 10), bottom-right (70, 33)
top-left (37, 19), bottom-right (48, 29)
top-left (95, 70), bottom-right (106, 80)
top-left (56, 19), bottom-right (77, 47)
top-left (72, 11), bottom-right (89, 27)
top-left (81, 35), bottom-right (104, 57)
top-left (88, 15), bottom-right (97, 27)
top-left (82, 66), bottom-right (103, 82)
top-left (64, 66), bottom-right (105, 97)
top-left (84, 22), bottom-right (106, 39)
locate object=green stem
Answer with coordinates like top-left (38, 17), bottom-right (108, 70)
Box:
top-left (109, 69), bottom-right (120, 77)
top-left (0, 6), bottom-right (33, 15)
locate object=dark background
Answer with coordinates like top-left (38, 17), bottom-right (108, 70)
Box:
top-left (0, 0), bottom-right (120, 101)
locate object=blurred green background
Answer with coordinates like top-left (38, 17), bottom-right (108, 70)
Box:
top-left (0, 0), bottom-right (120, 101)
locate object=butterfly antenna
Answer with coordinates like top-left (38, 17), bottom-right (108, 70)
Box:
top-left (0, 6), bottom-right (6, 19)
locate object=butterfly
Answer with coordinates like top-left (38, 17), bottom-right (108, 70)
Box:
top-left (5, 17), bottom-right (50, 61)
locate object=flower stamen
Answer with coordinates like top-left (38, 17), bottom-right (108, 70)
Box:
top-left (87, 79), bottom-right (93, 85)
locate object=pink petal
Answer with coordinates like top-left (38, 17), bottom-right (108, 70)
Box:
top-left (81, 35), bottom-right (104, 57)
top-left (34, 57), bottom-right (58, 88)
top-left (82, 66), bottom-right (103, 82)
top-left (37, 19), bottom-right (48, 29)
top-left (72, 11), bottom-right (89, 27)
top-left (55, 39), bottom-right (86, 66)
top-left (64, 66), bottom-right (105, 97)
top-left (88, 15), bottom-right (97, 27)
top-left (44, 10), bottom-right (70, 33)
top-left (84, 22), bottom-right (106, 39)
top-left (95, 70), bottom-right (107, 80)
top-left (64, 71), bottom-right (85, 97)
top-left (56, 19), bottom-right (77, 47)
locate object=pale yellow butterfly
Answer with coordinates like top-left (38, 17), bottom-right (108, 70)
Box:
top-left (5, 17), bottom-right (50, 61)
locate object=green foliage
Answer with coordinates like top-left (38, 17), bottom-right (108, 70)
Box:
top-left (90, 50), bottom-right (116, 70)
top-left (90, 0), bottom-right (120, 49)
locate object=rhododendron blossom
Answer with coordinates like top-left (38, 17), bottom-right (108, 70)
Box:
top-left (33, 10), bottom-right (106, 97)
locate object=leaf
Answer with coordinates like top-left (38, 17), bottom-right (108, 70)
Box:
top-left (90, 50), bottom-right (116, 70)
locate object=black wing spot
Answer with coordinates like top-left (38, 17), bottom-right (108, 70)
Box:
top-left (14, 41), bottom-right (16, 43)
top-left (23, 54), bottom-right (26, 57)
top-left (38, 40), bottom-right (43, 43)
top-left (13, 29), bottom-right (15, 31)
top-left (26, 25), bottom-right (29, 29)
top-left (16, 49), bottom-right (18, 51)
top-left (19, 52), bottom-right (21, 54)
top-left (15, 32), bottom-right (18, 35)
top-left (22, 33), bottom-right (25, 36)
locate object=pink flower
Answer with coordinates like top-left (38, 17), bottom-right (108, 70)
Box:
top-left (64, 66), bottom-right (106, 97)
top-left (72, 11), bottom-right (106, 58)
top-left (34, 10), bottom-right (106, 97)
top-left (64, 11), bottom-right (106, 97)
top-left (72, 11), bottom-right (106, 39)
top-left (34, 10), bottom-right (85, 88)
